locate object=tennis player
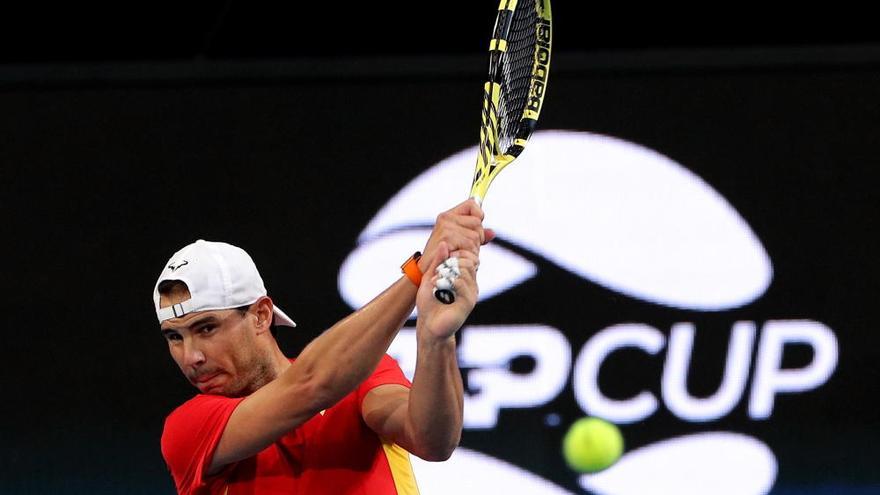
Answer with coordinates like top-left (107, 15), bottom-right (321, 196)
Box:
top-left (154, 200), bottom-right (491, 494)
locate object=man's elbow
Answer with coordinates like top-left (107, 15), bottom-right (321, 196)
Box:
top-left (415, 437), bottom-right (460, 462)
top-left (419, 448), bottom-right (454, 462)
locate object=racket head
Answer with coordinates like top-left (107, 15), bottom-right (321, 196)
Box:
top-left (470, 0), bottom-right (552, 203)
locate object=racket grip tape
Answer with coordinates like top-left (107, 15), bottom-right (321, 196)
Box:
top-left (432, 257), bottom-right (460, 304)
top-left (434, 288), bottom-right (456, 304)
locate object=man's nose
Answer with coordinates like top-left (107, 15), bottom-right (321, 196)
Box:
top-left (182, 339), bottom-right (206, 368)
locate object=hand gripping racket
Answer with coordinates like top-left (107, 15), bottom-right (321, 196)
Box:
top-left (434, 0), bottom-right (552, 304)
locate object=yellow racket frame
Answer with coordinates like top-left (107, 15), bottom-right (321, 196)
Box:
top-left (470, 0), bottom-right (552, 204)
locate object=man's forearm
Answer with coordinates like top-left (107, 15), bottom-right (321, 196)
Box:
top-left (405, 332), bottom-right (464, 461)
top-left (285, 276), bottom-right (416, 410)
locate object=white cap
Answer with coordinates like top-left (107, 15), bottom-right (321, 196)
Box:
top-left (153, 240), bottom-right (296, 327)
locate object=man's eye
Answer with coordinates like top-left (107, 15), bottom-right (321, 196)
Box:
top-left (164, 332), bottom-right (182, 342)
top-left (199, 325), bottom-right (216, 335)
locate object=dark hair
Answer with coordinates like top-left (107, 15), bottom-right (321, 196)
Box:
top-left (157, 279), bottom-right (185, 294)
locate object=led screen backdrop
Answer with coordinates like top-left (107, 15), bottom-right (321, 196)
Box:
top-left (1, 50), bottom-right (877, 494)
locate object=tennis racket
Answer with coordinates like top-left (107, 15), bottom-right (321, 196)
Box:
top-left (435, 0), bottom-right (552, 304)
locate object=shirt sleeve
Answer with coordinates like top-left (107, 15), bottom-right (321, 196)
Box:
top-left (356, 354), bottom-right (412, 409)
top-left (161, 394), bottom-right (245, 494)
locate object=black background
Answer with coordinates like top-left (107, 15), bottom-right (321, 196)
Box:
top-left (2, 2), bottom-right (880, 64)
top-left (1, 3), bottom-right (879, 494)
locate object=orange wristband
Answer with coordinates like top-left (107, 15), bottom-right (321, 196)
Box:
top-left (401, 251), bottom-right (423, 286)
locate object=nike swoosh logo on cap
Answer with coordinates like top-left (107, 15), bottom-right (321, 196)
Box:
top-left (168, 260), bottom-right (189, 272)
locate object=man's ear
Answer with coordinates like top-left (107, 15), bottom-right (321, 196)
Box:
top-left (252, 296), bottom-right (275, 334)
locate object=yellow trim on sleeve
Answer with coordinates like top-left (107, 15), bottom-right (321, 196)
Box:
top-left (382, 441), bottom-right (420, 495)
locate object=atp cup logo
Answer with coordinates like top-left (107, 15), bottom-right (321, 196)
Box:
top-left (338, 131), bottom-right (838, 495)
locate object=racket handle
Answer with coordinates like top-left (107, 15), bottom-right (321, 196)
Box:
top-left (433, 258), bottom-right (459, 304)
top-left (434, 288), bottom-right (456, 304)
top-left (433, 195), bottom-right (479, 304)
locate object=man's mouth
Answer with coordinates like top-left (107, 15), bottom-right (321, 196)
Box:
top-left (194, 372), bottom-right (220, 384)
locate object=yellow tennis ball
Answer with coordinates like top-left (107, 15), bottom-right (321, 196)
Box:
top-left (562, 417), bottom-right (624, 473)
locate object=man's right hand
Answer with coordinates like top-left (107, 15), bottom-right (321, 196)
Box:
top-left (416, 242), bottom-right (479, 341)
top-left (419, 199), bottom-right (495, 274)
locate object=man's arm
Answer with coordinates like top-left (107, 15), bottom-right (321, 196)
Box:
top-left (361, 242), bottom-right (479, 461)
top-left (209, 200), bottom-right (489, 473)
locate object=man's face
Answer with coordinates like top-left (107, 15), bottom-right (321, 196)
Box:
top-left (159, 288), bottom-right (269, 397)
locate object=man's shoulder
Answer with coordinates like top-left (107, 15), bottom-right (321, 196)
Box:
top-left (164, 394), bottom-right (243, 431)
top-left (168, 393), bottom-right (229, 414)
top-left (160, 394), bottom-right (246, 490)
top-left (162, 394), bottom-right (244, 457)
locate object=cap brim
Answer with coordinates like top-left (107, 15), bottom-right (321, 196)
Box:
top-left (272, 306), bottom-right (297, 327)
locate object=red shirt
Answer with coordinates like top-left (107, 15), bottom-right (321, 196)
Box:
top-left (161, 355), bottom-right (418, 494)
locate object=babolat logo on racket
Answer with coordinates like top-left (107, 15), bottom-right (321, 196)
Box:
top-left (338, 130), bottom-right (838, 495)
top-left (526, 19), bottom-right (551, 117)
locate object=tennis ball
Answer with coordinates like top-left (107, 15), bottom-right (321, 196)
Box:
top-left (562, 417), bottom-right (624, 473)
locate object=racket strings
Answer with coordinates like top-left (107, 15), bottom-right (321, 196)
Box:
top-left (496, 2), bottom-right (538, 154)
